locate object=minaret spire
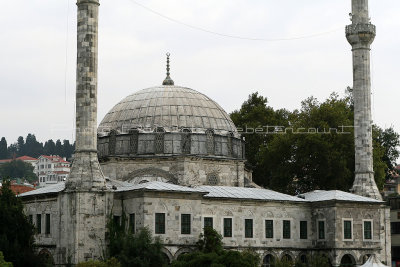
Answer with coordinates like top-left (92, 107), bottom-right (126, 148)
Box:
top-left (346, 0), bottom-right (381, 200)
top-left (162, 52), bottom-right (174, 85)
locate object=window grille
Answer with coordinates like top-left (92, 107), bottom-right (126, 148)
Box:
top-left (265, 220), bottom-right (273, 238)
top-left (205, 129), bottom-right (214, 155)
top-left (318, 221), bottom-right (325, 239)
top-left (181, 214), bottom-right (191, 235)
top-left (344, 220), bottom-right (352, 239)
top-left (300, 221), bottom-right (307, 239)
top-left (204, 217), bottom-right (213, 228)
top-left (245, 219), bottom-right (253, 238)
top-left (223, 218), bottom-right (232, 237)
top-left (155, 213), bottom-right (165, 234)
top-left (364, 221), bottom-right (372, 240)
top-left (207, 173), bottom-right (218, 185)
top-left (283, 220), bottom-right (290, 239)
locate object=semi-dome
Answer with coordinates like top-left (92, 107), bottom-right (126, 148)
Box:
top-left (98, 85), bottom-right (238, 136)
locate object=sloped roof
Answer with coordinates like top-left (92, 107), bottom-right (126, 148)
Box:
top-left (298, 190), bottom-right (383, 203)
top-left (197, 185), bottom-right (307, 202)
top-left (19, 182), bottom-right (65, 197)
top-left (115, 181), bottom-right (206, 194)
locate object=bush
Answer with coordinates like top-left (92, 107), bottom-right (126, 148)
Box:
top-left (77, 257), bottom-right (120, 267)
top-left (0, 251), bottom-right (12, 267)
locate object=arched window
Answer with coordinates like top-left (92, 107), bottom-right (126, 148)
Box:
top-left (129, 128), bottom-right (139, 154)
top-left (340, 254), bottom-right (356, 267)
top-left (205, 129), bottom-right (214, 155)
top-left (109, 130), bottom-right (117, 155)
top-left (263, 254), bottom-right (275, 267)
top-left (181, 128), bottom-right (191, 154)
top-left (154, 127), bottom-right (165, 154)
top-left (227, 131), bottom-right (234, 157)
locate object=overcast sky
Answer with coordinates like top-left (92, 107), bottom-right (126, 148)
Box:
top-left (0, 0), bottom-right (399, 147)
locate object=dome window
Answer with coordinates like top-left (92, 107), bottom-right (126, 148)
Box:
top-left (205, 129), bottom-right (215, 155)
top-left (154, 127), bottom-right (165, 154)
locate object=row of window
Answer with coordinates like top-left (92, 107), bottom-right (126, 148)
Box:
top-left (29, 214), bottom-right (51, 235)
top-left (120, 213), bottom-right (373, 241)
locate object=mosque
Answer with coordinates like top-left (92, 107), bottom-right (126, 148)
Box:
top-left (20, 0), bottom-right (391, 266)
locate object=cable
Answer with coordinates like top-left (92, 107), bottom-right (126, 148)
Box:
top-left (127, 0), bottom-right (342, 42)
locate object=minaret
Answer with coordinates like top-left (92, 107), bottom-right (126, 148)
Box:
top-left (60, 0), bottom-right (109, 264)
top-left (66, 0), bottom-right (106, 191)
top-left (346, 0), bottom-right (382, 200)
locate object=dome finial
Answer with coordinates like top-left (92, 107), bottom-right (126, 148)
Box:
top-left (162, 52), bottom-right (174, 85)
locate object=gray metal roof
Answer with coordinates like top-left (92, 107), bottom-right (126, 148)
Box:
top-left (98, 86), bottom-right (238, 136)
top-left (115, 181), bottom-right (206, 193)
top-left (19, 182), bottom-right (65, 197)
top-left (197, 185), bottom-right (307, 202)
top-left (298, 190), bottom-right (383, 203)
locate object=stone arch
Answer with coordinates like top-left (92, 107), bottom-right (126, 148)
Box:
top-left (174, 247), bottom-right (193, 260)
top-left (340, 254), bottom-right (356, 267)
top-left (262, 252), bottom-right (277, 267)
top-left (280, 251), bottom-right (294, 263)
top-left (223, 209), bottom-right (233, 216)
top-left (297, 253), bottom-right (308, 264)
top-left (161, 247), bottom-right (173, 263)
top-left (125, 168), bottom-right (178, 184)
top-left (38, 249), bottom-right (54, 265)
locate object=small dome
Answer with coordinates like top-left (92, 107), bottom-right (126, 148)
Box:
top-left (99, 86), bottom-right (238, 136)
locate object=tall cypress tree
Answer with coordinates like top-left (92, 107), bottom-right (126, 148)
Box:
top-left (0, 137), bottom-right (7, 159)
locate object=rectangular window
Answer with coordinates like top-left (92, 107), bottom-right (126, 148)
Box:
top-left (300, 221), bottom-right (307, 239)
top-left (364, 221), bottom-right (372, 240)
top-left (318, 221), bottom-right (325, 239)
top-left (344, 220), bottom-right (352, 239)
top-left (392, 222), bottom-right (400, 234)
top-left (181, 214), bottom-right (191, 235)
top-left (283, 220), bottom-right (290, 239)
top-left (129, 213), bottom-right (135, 234)
top-left (204, 217), bottom-right (213, 228)
top-left (36, 214), bottom-right (42, 234)
top-left (245, 219), bottom-right (253, 238)
top-left (265, 220), bottom-right (273, 238)
top-left (155, 213), bottom-right (165, 234)
top-left (223, 218), bottom-right (232, 237)
top-left (45, 214), bottom-right (51, 234)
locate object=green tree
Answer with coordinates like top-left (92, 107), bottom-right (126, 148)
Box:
top-left (24, 134), bottom-right (43, 158)
top-left (16, 137), bottom-right (24, 157)
top-left (0, 181), bottom-right (43, 267)
top-left (0, 160), bottom-right (37, 183)
top-left (77, 257), bottom-right (120, 267)
top-left (0, 138), bottom-right (8, 160)
top-left (171, 227), bottom-right (259, 267)
top-left (62, 139), bottom-right (74, 159)
top-left (0, 251), bottom-right (13, 267)
top-left (43, 139), bottom-right (56, 155)
top-left (231, 92), bottom-right (399, 194)
top-left (107, 215), bottom-right (166, 267)
top-left (55, 139), bottom-right (63, 157)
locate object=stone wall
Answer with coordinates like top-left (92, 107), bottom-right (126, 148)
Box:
top-left (100, 157), bottom-right (248, 187)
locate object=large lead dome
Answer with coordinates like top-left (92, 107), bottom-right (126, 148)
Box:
top-left (98, 85), bottom-right (238, 136)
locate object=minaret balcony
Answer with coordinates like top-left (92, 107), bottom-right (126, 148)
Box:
top-left (346, 23), bottom-right (376, 46)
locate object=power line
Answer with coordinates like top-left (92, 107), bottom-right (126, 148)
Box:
top-left (127, 0), bottom-right (342, 42)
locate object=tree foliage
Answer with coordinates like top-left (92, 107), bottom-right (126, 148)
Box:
top-left (0, 160), bottom-right (37, 182)
top-left (231, 92), bottom-right (400, 194)
top-left (107, 214), bottom-right (166, 267)
top-left (0, 181), bottom-right (44, 267)
top-left (0, 134), bottom-right (75, 160)
top-left (77, 258), bottom-right (120, 267)
top-left (171, 227), bottom-right (259, 267)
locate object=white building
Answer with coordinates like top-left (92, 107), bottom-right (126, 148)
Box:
top-left (35, 155), bottom-right (70, 187)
